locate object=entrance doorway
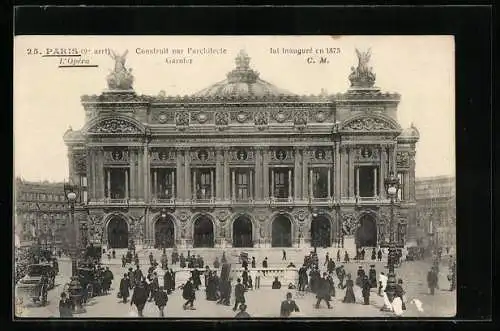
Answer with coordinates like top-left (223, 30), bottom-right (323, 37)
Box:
top-left (155, 216), bottom-right (175, 248)
top-left (233, 216), bottom-right (253, 247)
top-left (193, 216), bottom-right (214, 248)
top-left (356, 214), bottom-right (377, 247)
top-left (311, 216), bottom-right (331, 248)
top-left (272, 215), bottom-right (292, 247)
top-left (107, 216), bottom-right (129, 248)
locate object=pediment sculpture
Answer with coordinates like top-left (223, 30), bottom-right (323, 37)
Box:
top-left (349, 48), bottom-right (376, 88)
top-left (89, 119), bottom-right (141, 134)
top-left (344, 117), bottom-right (395, 131)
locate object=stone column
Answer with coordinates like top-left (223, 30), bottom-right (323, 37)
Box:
top-left (355, 167), bottom-right (360, 197)
top-left (327, 168), bottom-right (331, 198)
top-left (348, 147), bottom-right (355, 198)
top-left (380, 146), bottom-right (386, 199)
top-left (106, 169), bottom-right (111, 199)
top-left (215, 149), bottom-right (223, 200)
top-left (143, 145), bottom-right (149, 203)
top-left (98, 148), bottom-right (105, 200)
top-left (309, 169), bottom-right (313, 198)
top-left (294, 147), bottom-right (301, 200)
top-left (263, 149), bottom-right (269, 199)
top-left (373, 167), bottom-right (378, 196)
top-left (192, 169), bottom-right (197, 199)
top-left (184, 149), bottom-right (191, 200)
top-left (249, 170), bottom-right (253, 199)
top-left (254, 148), bottom-right (262, 200)
top-left (302, 149), bottom-right (308, 199)
top-left (223, 148), bottom-right (230, 200)
top-left (409, 151), bottom-right (416, 201)
top-left (210, 169), bottom-right (214, 199)
top-left (176, 149), bottom-right (183, 200)
top-left (125, 169), bottom-right (129, 199)
top-left (288, 169), bottom-right (292, 199)
top-left (391, 145), bottom-right (397, 174)
top-left (89, 148), bottom-right (96, 200)
top-left (404, 172), bottom-right (410, 200)
top-left (335, 143), bottom-right (341, 200)
top-left (270, 168), bottom-right (275, 199)
top-left (129, 149), bottom-right (136, 200)
top-left (171, 170), bottom-right (175, 199)
top-left (232, 170), bottom-right (236, 200)
top-left (153, 169), bottom-right (157, 198)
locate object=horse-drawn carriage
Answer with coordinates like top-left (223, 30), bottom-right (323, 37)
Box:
top-left (15, 262), bottom-right (56, 305)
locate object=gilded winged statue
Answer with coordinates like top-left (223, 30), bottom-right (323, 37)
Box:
top-left (355, 48), bottom-right (371, 73)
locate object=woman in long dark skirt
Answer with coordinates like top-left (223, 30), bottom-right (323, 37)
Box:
top-left (342, 274), bottom-right (356, 303)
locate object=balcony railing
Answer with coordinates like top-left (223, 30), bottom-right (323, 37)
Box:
top-left (151, 197), bottom-right (176, 205)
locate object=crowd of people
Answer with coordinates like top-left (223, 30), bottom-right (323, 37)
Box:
top-left (53, 245), bottom-right (456, 318)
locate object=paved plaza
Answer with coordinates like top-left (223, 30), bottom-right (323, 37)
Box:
top-left (16, 249), bottom-right (456, 318)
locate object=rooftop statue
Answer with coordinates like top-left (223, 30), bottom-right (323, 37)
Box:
top-left (349, 48), bottom-right (377, 88)
top-left (107, 50), bottom-right (134, 90)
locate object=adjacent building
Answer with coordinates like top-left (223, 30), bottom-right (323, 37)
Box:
top-left (14, 178), bottom-right (69, 248)
top-left (415, 175), bottom-right (456, 251)
top-left (63, 49), bottom-right (419, 250)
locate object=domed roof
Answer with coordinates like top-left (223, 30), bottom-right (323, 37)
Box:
top-left (399, 123), bottom-right (420, 140)
top-left (193, 50), bottom-right (295, 98)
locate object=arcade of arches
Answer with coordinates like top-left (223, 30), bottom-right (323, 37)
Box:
top-left (311, 216), bottom-right (331, 248)
top-left (232, 215), bottom-right (253, 247)
top-left (193, 216), bottom-right (214, 248)
top-left (356, 214), bottom-right (378, 247)
top-left (107, 216), bottom-right (129, 249)
top-left (272, 215), bottom-right (292, 247)
top-left (154, 216), bottom-right (175, 248)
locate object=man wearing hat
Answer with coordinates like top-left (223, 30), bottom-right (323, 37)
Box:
top-left (280, 292), bottom-right (300, 317)
top-left (356, 266), bottom-right (365, 287)
top-left (234, 304), bottom-right (251, 318)
top-left (233, 278), bottom-right (246, 311)
top-left (315, 273), bottom-right (332, 309)
top-left (369, 265), bottom-right (377, 288)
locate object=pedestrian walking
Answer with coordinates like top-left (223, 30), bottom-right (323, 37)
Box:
top-left (131, 280), bottom-right (148, 317)
top-left (282, 250), bottom-right (287, 261)
top-left (377, 249), bottom-right (383, 262)
top-left (182, 278), bottom-right (196, 310)
top-left (255, 270), bottom-right (261, 289)
top-left (315, 273), bottom-right (332, 309)
top-left (361, 275), bottom-right (371, 305)
top-left (154, 286), bottom-right (168, 317)
top-left (337, 250), bottom-right (341, 262)
top-left (251, 256), bottom-right (256, 268)
top-left (119, 274), bottom-right (131, 303)
top-left (342, 274), bottom-right (356, 303)
top-left (427, 267), bottom-right (438, 295)
top-left (233, 278), bottom-right (246, 311)
top-left (280, 292), bottom-right (300, 317)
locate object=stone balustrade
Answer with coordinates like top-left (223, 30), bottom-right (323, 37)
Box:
top-left (170, 267), bottom-right (299, 288)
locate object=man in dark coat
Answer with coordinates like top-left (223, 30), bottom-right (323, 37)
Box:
top-left (149, 252), bottom-right (154, 265)
top-left (242, 258), bottom-right (248, 269)
top-left (242, 267), bottom-right (249, 288)
top-left (262, 257), bottom-right (268, 275)
top-left (324, 253), bottom-right (329, 266)
top-left (377, 249), bottom-right (383, 261)
top-left (361, 275), bottom-right (371, 305)
top-left (361, 248), bottom-right (366, 260)
top-left (298, 265), bottom-right (308, 291)
top-left (427, 267), bottom-right (439, 295)
top-left (356, 266), bottom-right (366, 286)
top-left (315, 273), bottom-right (332, 309)
top-left (122, 255), bottom-right (126, 268)
top-left (251, 257), bottom-right (256, 268)
top-left (369, 265), bottom-right (377, 288)
top-left (233, 278), bottom-right (246, 311)
top-left (102, 266), bottom-right (114, 294)
top-left (327, 258), bottom-right (336, 274)
top-left (179, 253), bottom-right (186, 268)
top-left (127, 268), bottom-right (134, 288)
top-left (371, 248), bottom-right (376, 260)
top-left (154, 286), bottom-right (168, 317)
top-left (169, 269), bottom-right (176, 292)
top-left (221, 252), bottom-right (227, 264)
top-left (134, 265), bottom-right (143, 288)
top-left (164, 269), bottom-right (171, 294)
top-left (280, 292), bottom-right (300, 317)
top-left (344, 251), bottom-right (350, 263)
top-left (213, 257), bottom-right (220, 269)
top-left (337, 250), bottom-right (341, 262)
top-left (131, 280), bottom-right (148, 317)
top-left (149, 272), bottom-right (160, 302)
top-left (217, 279), bottom-right (231, 306)
top-left (182, 279), bottom-right (196, 310)
top-left (119, 274), bottom-right (131, 303)
top-left (327, 272), bottom-right (336, 297)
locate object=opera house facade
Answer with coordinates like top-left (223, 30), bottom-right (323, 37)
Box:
top-left (63, 49), bottom-right (419, 250)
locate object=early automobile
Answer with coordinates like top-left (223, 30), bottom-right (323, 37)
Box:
top-left (15, 263), bottom-right (56, 305)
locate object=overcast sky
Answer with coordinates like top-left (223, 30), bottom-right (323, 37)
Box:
top-left (14, 35), bottom-right (455, 182)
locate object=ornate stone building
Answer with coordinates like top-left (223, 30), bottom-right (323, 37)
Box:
top-left (415, 176), bottom-right (456, 251)
top-left (14, 178), bottom-right (69, 247)
top-left (63, 49), bottom-right (419, 250)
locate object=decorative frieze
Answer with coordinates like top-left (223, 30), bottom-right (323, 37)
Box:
top-left (354, 146), bottom-right (380, 162)
top-left (344, 117), bottom-right (395, 131)
top-left (396, 151), bottom-right (410, 168)
top-left (175, 111), bottom-right (190, 127)
top-left (152, 111), bottom-right (175, 124)
top-left (308, 148), bottom-right (333, 163)
top-left (88, 118), bottom-right (142, 134)
top-left (271, 110), bottom-right (292, 123)
top-left (150, 148), bottom-right (176, 163)
top-left (190, 149), bottom-right (216, 163)
top-left (229, 148), bottom-right (255, 162)
top-left (230, 111), bottom-right (253, 124)
top-left (103, 149), bottom-right (130, 164)
top-left (270, 148), bottom-right (294, 162)
top-left (215, 111), bottom-right (230, 127)
top-left (293, 110), bottom-right (308, 126)
top-left (191, 111), bottom-right (213, 124)
top-left (254, 111), bottom-right (269, 127)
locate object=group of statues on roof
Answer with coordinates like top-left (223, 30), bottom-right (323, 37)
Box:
top-left (349, 48), bottom-right (377, 88)
top-left (107, 50), bottom-right (134, 90)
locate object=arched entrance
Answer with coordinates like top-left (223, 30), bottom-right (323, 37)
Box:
top-left (107, 216), bottom-right (129, 249)
top-left (193, 216), bottom-right (214, 248)
top-left (154, 215), bottom-right (175, 248)
top-left (233, 215), bottom-right (253, 248)
top-left (272, 215), bottom-right (292, 247)
top-left (356, 214), bottom-right (377, 247)
top-left (311, 216), bottom-right (331, 248)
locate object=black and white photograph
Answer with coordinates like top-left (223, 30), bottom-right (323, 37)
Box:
top-left (13, 35), bottom-right (456, 319)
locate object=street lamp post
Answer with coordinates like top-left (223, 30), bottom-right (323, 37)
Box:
top-left (382, 172), bottom-right (401, 308)
top-left (64, 182), bottom-right (86, 314)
